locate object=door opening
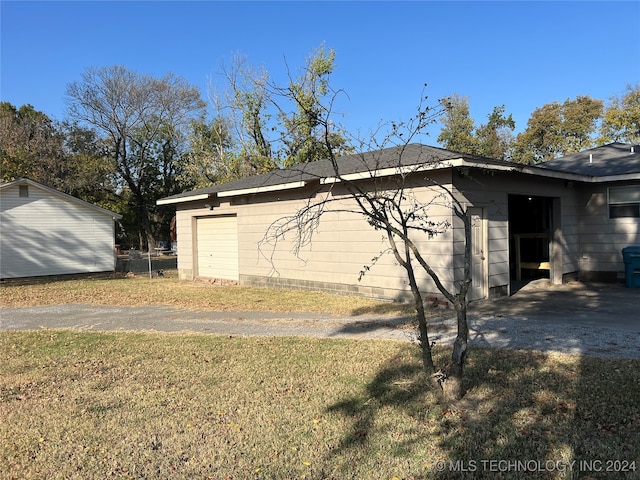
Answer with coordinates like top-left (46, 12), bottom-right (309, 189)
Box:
top-left (508, 195), bottom-right (553, 291)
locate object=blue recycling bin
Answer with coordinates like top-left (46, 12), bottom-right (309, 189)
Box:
top-left (622, 246), bottom-right (640, 288)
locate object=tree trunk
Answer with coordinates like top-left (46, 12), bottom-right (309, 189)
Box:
top-left (134, 191), bottom-right (155, 251)
top-left (414, 292), bottom-right (445, 397)
top-left (405, 263), bottom-right (445, 401)
top-left (443, 299), bottom-right (469, 401)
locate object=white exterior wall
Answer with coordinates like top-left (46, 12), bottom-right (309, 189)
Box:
top-left (0, 183), bottom-right (117, 279)
top-left (578, 182), bottom-right (640, 279)
top-left (176, 172), bottom-right (456, 300)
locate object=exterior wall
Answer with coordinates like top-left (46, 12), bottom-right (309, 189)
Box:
top-left (174, 165), bottom-right (637, 299)
top-left (0, 183), bottom-right (117, 279)
top-left (177, 166), bottom-right (637, 301)
top-left (577, 181), bottom-right (640, 281)
top-left (453, 169), bottom-right (582, 291)
top-left (176, 171), bottom-right (456, 301)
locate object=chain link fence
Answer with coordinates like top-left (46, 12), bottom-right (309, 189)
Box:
top-left (116, 250), bottom-right (177, 277)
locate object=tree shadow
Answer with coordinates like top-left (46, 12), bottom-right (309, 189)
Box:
top-left (317, 349), bottom-right (447, 478)
top-left (318, 339), bottom-right (640, 479)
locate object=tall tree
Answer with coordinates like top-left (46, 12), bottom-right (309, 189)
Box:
top-left (66, 65), bottom-right (206, 249)
top-left (474, 105), bottom-right (515, 160)
top-left (58, 120), bottom-right (117, 206)
top-left (599, 84), bottom-right (640, 144)
top-left (218, 54), bottom-right (278, 174)
top-left (512, 95), bottom-right (603, 164)
top-left (437, 97), bottom-right (515, 160)
top-left (208, 45), bottom-right (352, 177)
top-left (177, 116), bottom-right (259, 188)
top-left (0, 102), bottom-right (64, 186)
top-left (277, 44), bottom-right (352, 166)
top-left (0, 102), bottom-right (113, 201)
top-left (437, 94), bottom-right (476, 154)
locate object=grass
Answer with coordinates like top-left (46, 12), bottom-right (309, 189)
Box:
top-left (1, 331), bottom-right (639, 479)
top-left (2, 275), bottom-right (639, 478)
top-left (0, 272), bottom-right (414, 317)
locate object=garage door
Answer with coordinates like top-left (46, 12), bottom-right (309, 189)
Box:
top-left (196, 215), bottom-right (239, 280)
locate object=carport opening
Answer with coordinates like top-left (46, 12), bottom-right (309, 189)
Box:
top-left (509, 195), bottom-right (552, 289)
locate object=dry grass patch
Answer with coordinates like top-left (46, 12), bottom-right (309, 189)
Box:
top-left (1, 331), bottom-right (639, 479)
top-left (0, 272), bottom-right (414, 317)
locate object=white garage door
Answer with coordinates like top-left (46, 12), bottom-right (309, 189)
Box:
top-left (196, 215), bottom-right (239, 280)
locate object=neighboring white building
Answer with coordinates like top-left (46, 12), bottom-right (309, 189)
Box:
top-left (0, 178), bottom-right (122, 279)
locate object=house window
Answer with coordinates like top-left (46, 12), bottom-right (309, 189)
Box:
top-left (19, 185), bottom-right (29, 198)
top-left (609, 185), bottom-right (640, 218)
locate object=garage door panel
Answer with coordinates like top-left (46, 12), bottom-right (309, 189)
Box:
top-left (196, 216), bottom-right (239, 280)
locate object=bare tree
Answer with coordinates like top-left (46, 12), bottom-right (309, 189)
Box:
top-left (66, 65), bottom-right (206, 249)
top-left (259, 87), bottom-right (473, 403)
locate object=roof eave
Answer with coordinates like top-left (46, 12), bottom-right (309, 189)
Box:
top-left (156, 193), bottom-right (211, 205)
top-left (321, 158), bottom-right (465, 184)
top-left (217, 181), bottom-right (306, 198)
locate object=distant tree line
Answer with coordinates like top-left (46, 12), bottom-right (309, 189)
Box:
top-left (2, 43), bottom-right (638, 249)
top-left (437, 85), bottom-right (639, 162)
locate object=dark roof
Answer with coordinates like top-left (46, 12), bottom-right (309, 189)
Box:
top-left (537, 142), bottom-right (640, 177)
top-left (159, 142), bottom-right (640, 204)
top-left (160, 144), bottom-right (468, 202)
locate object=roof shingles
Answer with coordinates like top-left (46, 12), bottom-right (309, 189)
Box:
top-left (160, 142), bottom-right (640, 203)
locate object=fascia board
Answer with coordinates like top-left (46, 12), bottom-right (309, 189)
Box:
top-left (217, 181), bottom-right (306, 197)
top-left (515, 165), bottom-right (640, 183)
top-left (156, 193), bottom-right (210, 205)
top-left (321, 159), bottom-right (463, 184)
top-left (590, 173), bottom-right (640, 183)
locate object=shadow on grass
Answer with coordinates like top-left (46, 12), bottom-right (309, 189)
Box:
top-left (348, 301), bottom-right (415, 318)
top-left (321, 345), bottom-right (640, 479)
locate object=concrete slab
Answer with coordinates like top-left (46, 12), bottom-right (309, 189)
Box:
top-left (469, 279), bottom-right (640, 334)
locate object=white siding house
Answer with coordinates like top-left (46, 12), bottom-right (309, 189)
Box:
top-left (0, 178), bottom-right (122, 279)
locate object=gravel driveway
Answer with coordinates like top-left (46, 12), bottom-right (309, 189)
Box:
top-left (2, 280), bottom-right (638, 359)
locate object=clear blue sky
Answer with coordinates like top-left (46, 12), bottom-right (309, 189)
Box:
top-left (2, 1), bottom-right (639, 144)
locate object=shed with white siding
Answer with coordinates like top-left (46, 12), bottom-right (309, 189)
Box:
top-left (0, 178), bottom-right (122, 279)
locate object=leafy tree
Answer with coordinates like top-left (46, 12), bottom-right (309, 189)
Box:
top-left (0, 102), bottom-right (114, 202)
top-left (437, 96), bottom-right (515, 160)
top-left (437, 94), bottom-right (476, 154)
top-left (276, 44), bottom-right (352, 166)
top-left (208, 45), bottom-right (352, 178)
top-left (599, 84), bottom-right (640, 144)
top-left (177, 117), bottom-right (241, 188)
top-left (512, 95), bottom-right (603, 164)
top-left (58, 121), bottom-right (117, 206)
top-left (1, 102), bottom-right (64, 185)
top-left (217, 54), bottom-right (278, 175)
top-left (66, 65), bottom-right (206, 249)
top-left (474, 105), bottom-right (515, 160)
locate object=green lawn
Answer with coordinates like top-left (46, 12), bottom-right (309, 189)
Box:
top-left (1, 331), bottom-right (639, 479)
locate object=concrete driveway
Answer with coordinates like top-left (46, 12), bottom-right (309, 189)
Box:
top-left (463, 280), bottom-right (639, 359)
top-left (471, 279), bottom-right (639, 332)
top-left (1, 280), bottom-right (638, 358)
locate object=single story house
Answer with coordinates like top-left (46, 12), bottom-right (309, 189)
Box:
top-left (157, 143), bottom-right (640, 301)
top-left (0, 178), bottom-right (122, 279)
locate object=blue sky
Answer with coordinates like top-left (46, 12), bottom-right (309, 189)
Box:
top-left (2, 1), bottom-right (639, 144)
